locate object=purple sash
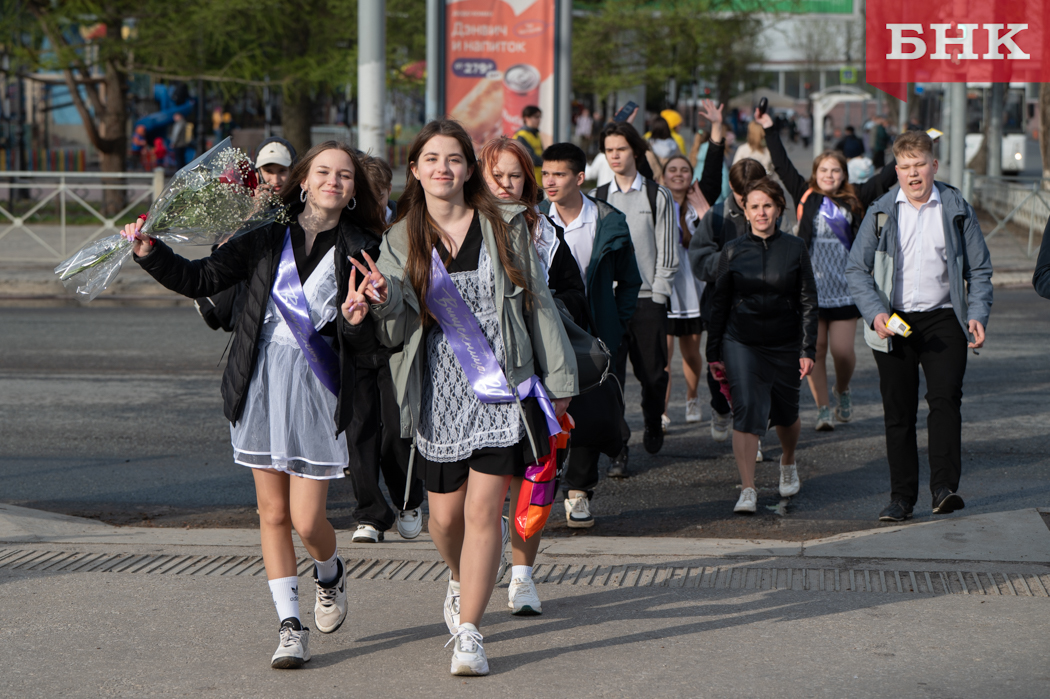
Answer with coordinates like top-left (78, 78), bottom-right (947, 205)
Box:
top-left (426, 247), bottom-right (560, 437)
top-left (270, 228), bottom-right (341, 396)
top-left (820, 197), bottom-right (852, 250)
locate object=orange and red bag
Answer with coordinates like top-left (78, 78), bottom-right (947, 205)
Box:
top-left (514, 413), bottom-right (573, 540)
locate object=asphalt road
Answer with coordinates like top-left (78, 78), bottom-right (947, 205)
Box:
top-left (1, 288), bottom-right (1048, 539)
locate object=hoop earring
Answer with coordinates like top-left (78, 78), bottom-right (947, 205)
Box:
top-left (346, 197), bottom-right (356, 211)
top-left (300, 189), bottom-right (307, 203)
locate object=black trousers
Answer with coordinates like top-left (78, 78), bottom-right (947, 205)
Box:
top-left (872, 309), bottom-right (968, 507)
top-left (615, 297), bottom-right (670, 430)
top-left (344, 356), bottom-right (424, 530)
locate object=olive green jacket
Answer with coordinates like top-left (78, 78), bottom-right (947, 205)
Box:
top-left (370, 203), bottom-right (578, 439)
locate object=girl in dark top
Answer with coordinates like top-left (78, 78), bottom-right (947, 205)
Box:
top-left (707, 177), bottom-right (818, 515)
top-left (121, 143), bottom-right (386, 669)
top-left (756, 108), bottom-right (897, 432)
top-left (480, 136), bottom-right (587, 618)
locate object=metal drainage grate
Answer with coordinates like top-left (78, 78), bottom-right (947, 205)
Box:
top-left (2, 548), bottom-right (1048, 597)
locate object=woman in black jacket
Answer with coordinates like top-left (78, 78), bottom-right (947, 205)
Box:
top-left (757, 109), bottom-right (897, 432)
top-left (121, 142), bottom-right (385, 669)
top-left (707, 177), bottom-right (818, 515)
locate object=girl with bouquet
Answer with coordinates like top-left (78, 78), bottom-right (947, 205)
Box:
top-left (343, 120), bottom-right (576, 676)
top-left (121, 142), bottom-right (386, 669)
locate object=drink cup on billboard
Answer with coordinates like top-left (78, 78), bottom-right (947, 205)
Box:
top-left (502, 64), bottom-right (541, 135)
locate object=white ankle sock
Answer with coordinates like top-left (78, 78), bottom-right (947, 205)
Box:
top-left (268, 576), bottom-right (300, 622)
top-left (314, 551), bottom-right (339, 585)
top-left (449, 577), bottom-right (461, 593)
top-left (512, 565), bottom-right (533, 580)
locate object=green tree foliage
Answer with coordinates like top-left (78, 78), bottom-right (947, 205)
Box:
top-left (572, 0), bottom-right (766, 109)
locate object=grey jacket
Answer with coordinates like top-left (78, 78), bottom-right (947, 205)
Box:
top-left (370, 203), bottom-right (578, 438)
top-left (845, 182), bottom-right (993, 353)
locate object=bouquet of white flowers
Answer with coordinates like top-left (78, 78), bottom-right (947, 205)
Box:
top-left (55, 138), bottom-right (286, 300)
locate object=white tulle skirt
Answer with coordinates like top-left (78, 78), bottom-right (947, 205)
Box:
top-left (230, 329), bottom-right (347, 481)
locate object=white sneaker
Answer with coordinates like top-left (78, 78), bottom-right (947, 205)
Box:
top-left (351, 524), bottom-right (383, 543)
top-left (313, 556), bottom-right (347, 634)
top-left (564, 493), bottom-right (595, 528)
top-left (755, 439), bottom-right (763, 463)
top-left (685, 398), bottom-right (701, 423)
top-left (508, 577), bottom-right (542, 615)
top-left (779, 461), bottom-right (800, 497)
top-left (734, 487), bottom-right (758, 514)
top-left (270, 618), bottom-right (310, 669)
top-left (661, 413), bottom-right (671, 433)
top-left (396, 508), bottom-right (422, 539)
top-left (711, 411), bottom-right (731, 442)
top-left (495, 516), bottom-right (510, 584)
top-left (447, 623), bottom-right (489, 676)
top-left (443, 575), bottom-right (460, 633)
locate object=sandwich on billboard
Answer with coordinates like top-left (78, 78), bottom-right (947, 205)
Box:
top-left (444, 0), bottom-right (557, 150)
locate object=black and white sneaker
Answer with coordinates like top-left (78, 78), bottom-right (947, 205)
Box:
top-left (932, 488), bottom-right (965, 515)
top-left (313, 556), bottom-right (347, 634)
top-left (270, 617), bottom-right (310, 669)
top-left (352, 524), bottom-right (384, 543)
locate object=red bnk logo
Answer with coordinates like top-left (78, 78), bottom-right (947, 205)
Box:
top-left (866, 2), bottom-right (1050, 99)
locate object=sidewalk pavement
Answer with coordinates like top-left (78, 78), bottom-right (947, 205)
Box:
top-left (3, 503), bottom-right (1049, 697)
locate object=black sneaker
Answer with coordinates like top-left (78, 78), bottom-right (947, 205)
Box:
top-left (932, 487), bottom-right (965, 514)
top-left (643, 424), bottom-right (664, 454)
top-left (878, 500), bottom-right (914, 522)
top-left (607, 445), bottom-right (631, 478)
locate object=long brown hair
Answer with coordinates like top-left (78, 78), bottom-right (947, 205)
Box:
top-left (281, 141), bottom-right (386, 237)
top-left (395, 119), bottom-right (532, 326)
top-left (478, 136), bottom-right (539, 236)
top-left (808, 150), bottom-right (862, 218)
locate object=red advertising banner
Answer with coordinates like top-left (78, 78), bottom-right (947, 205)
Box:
top-left (866, 0), bottom-right (1050, 100)
top-left (444, 0), bottom-right (556, 150)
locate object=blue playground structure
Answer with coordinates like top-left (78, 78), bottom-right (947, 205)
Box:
top-left (134, 84), bottom-right (195, 144)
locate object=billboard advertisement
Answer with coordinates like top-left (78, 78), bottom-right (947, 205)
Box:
top-left (866, 0), bottom-right (1050, 100)
top-left (444, 0), bottom-right (557, 150)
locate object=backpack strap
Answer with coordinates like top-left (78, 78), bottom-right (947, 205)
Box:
top-left (594, 183), bottom-right (610, 202)
top-left (644, 177), bottom-right (659, 227)
top-left (796, 187), bottom-right (814, 223)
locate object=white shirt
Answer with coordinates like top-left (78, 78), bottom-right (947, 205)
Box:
top-left (550, 195), bottom-right (598, 288)
top-left (892, 186), bottom-right (952, 312)
top-left (611, 171), bottom-right (644, 193)
top-left (585, 154), bottom-right (614, 188)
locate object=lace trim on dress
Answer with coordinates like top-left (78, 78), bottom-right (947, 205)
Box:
top-left (416, 243), bottom-right (523, 462)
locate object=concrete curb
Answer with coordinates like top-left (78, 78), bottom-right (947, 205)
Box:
top-left (3, 503), bottom-right (1047, 565)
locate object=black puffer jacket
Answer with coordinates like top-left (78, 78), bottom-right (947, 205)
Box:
top-left (706, 229), bottom-right (818, 363)
top-left (135, 214), bottom-right (380, 435)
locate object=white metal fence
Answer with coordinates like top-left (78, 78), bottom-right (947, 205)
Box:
top-left (971, 175), bottom-right (1050, 257)
top-left (0, 169), bottom-right (164, 263)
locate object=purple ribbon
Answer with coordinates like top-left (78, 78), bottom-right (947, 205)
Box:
top-left (426, 247), bottom-right (561, 438)
top-left (820, 197), bottom-right (852, 250)
top-left (270, 228), bottom-right (341, 396)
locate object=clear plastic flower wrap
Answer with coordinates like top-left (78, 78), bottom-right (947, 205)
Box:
top-left (54, 138), bottom-right (286, 300)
